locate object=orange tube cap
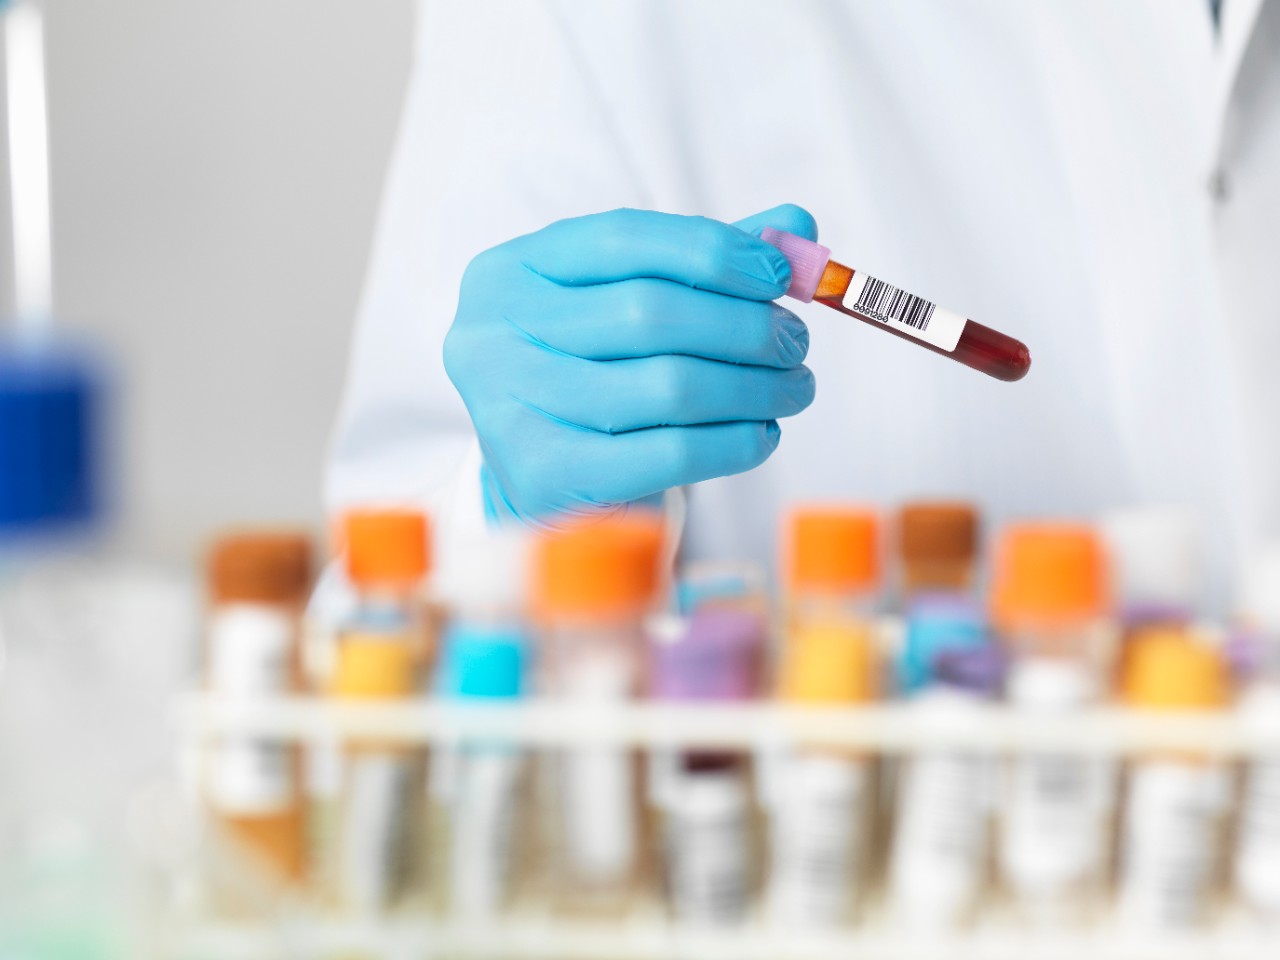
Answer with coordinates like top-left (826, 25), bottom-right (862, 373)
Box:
top-left (534, 513), bottom-right (665, 617)
top-left (342, 509), bottom-right (430, 586)
top-left (787, 506), bottom-right (880, 593)
top-left (992, 523), bottom-right (1108, 628)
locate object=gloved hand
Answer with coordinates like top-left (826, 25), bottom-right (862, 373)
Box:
top-left (444, 204), bottom-right (818, 524)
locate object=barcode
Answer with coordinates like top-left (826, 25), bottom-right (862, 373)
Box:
top-left (854, 275), bottom-right (936, 331)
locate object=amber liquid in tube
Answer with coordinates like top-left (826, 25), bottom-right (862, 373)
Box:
top-left (813, 259), bottom-right (1030, 382)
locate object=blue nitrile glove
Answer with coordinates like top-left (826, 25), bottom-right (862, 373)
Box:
top-left (444, 205), bottom-right (818, 525)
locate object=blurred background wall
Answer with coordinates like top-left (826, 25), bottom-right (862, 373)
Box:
top-left (6, 0), bottom-right (415, 561)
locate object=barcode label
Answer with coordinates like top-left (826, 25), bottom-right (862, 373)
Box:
top-left (843, 272), bottom-right (967, 353)
top-left (1118, 762), bottom-right (1222, 929)
top-left (768, 753), bottom-right (870, 924)
top-left (854, 277), bottom-right (936, 330)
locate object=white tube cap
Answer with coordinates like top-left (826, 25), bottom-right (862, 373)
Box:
top-left (1101, 507), bottom-right (1201, 616)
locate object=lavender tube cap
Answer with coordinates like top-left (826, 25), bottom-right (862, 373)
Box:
top-left (760, 227), bottom-right (831, 303)
top-left (650, 608), bottom-right (764, 702)
top-left (934, 646), bottom-right (1007, 698)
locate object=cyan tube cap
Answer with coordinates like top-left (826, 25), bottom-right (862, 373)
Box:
top-left (440, 622), bottom-right (527, 699)
top-left (676, 560), bottom-right (767, 616)
top-left (899, 594), bottom-right (986, 693)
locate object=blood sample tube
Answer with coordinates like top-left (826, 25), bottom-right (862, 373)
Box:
top-left (432, 527), bottom-right (532, 921)
top-left (888, 646), bottom-right (1003, 929)
top-left (649, 608), bottom-right (764, 926)
top-left (1117, 628), bottom-right (1230, 931)
top-left (534, 512), bottom-right (666, 916)
top-left (204, 532), bottom-right (312, 888)
top-left (331, 508), bottom-right (431, 914)
top-left (761, 228), bottom-right (1031, 382)
top-left (438, 618), bottom-right (529, 920)
top-left (768, 506), bottom-right (881, 927)
top-left (992, 524), bottom-right (1114, 925)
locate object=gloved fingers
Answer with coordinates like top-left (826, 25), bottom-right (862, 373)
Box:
top-left (525, 353), bottom-right (815, 434)
top-left (732, 203), bottom-right (820, 242)
top-left (518, 278), bottom-right (809, 368)
top-left (511, 208), bottom-right (791, 301)
top-left (576, 420), bottom-right (783, 505)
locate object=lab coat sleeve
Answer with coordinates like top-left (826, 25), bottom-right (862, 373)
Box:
top-left (323, 1), bottom-right (652, 548)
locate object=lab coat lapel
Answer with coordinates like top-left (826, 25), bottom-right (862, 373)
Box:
top-left (1217, 0), bottom-right (1267, 128)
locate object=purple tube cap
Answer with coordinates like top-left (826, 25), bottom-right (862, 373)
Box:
top-left (760, 227), bottom-right (831, 303)
top-left (909, 593), bottom-right (983, 622)
top-left (651, 608), bottom-right (765, 702)
top-left (934, 646), bottom-right (1006, 697)
top-left (1224, 631), bottom-right (1265, 681)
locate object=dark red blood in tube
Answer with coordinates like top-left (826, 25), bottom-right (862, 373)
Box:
top-left (813, 260), bottom-right (1030, 383)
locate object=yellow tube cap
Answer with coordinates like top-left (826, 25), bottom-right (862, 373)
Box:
top-left (779, 621), bottom-right (876, 704)
top-left (331, 633), bottom-right (418, 699)
top-left (1121, 628), bottom-right (1229, 711)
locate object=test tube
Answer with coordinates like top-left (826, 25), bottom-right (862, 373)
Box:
top-left (767, 506), bottom-right (881, 927)
top-left (896, 502), bottom-right (983, 695)
top-left (1231, 546), bottom-right (1280, 921)
top-left (1101, 508), bottom-right (1201, 688)
top-left (331, 508), bottom-right (431, 913)
top-left (761, 229), bottom-right (1031, 382)
top-left (534, 513), bottom-right (665, 916)
top-left (1117, 628), bottom-right (1230, 930)
top-left (992, 524), bottom-right (1113, 925)
top-left (649, 608), bottom-right (764, 926)
top-left (204, 532), bottom-right (312, 888)
top-left (888, 645), bottom-right (1003, 929)
top-left (432, 529), bottom-right (531, 920)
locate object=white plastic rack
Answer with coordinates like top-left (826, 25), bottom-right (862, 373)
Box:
top-left (176, 694), bottom-right (1280, 757)
top-left (168, 696), bottom-right (1280, 960)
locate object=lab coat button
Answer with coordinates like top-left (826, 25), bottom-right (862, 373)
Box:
top-left (1208, 168), bottom-right (1231, 203)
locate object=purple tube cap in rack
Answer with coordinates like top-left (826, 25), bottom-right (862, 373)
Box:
top-left (650, 607), bottom-right (765, 702)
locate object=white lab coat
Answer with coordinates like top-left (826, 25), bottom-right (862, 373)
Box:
top-left (326, 0), bottom-right (1280, 612)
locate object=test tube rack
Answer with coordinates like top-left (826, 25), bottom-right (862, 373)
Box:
top-left (164, 687), bottom-right (1280, 960)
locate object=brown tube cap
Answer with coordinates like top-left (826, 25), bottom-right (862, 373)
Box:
top-left (208, 532), bottom-right (313, 604)
top-left (899, 502), bottom-right (979, 565)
